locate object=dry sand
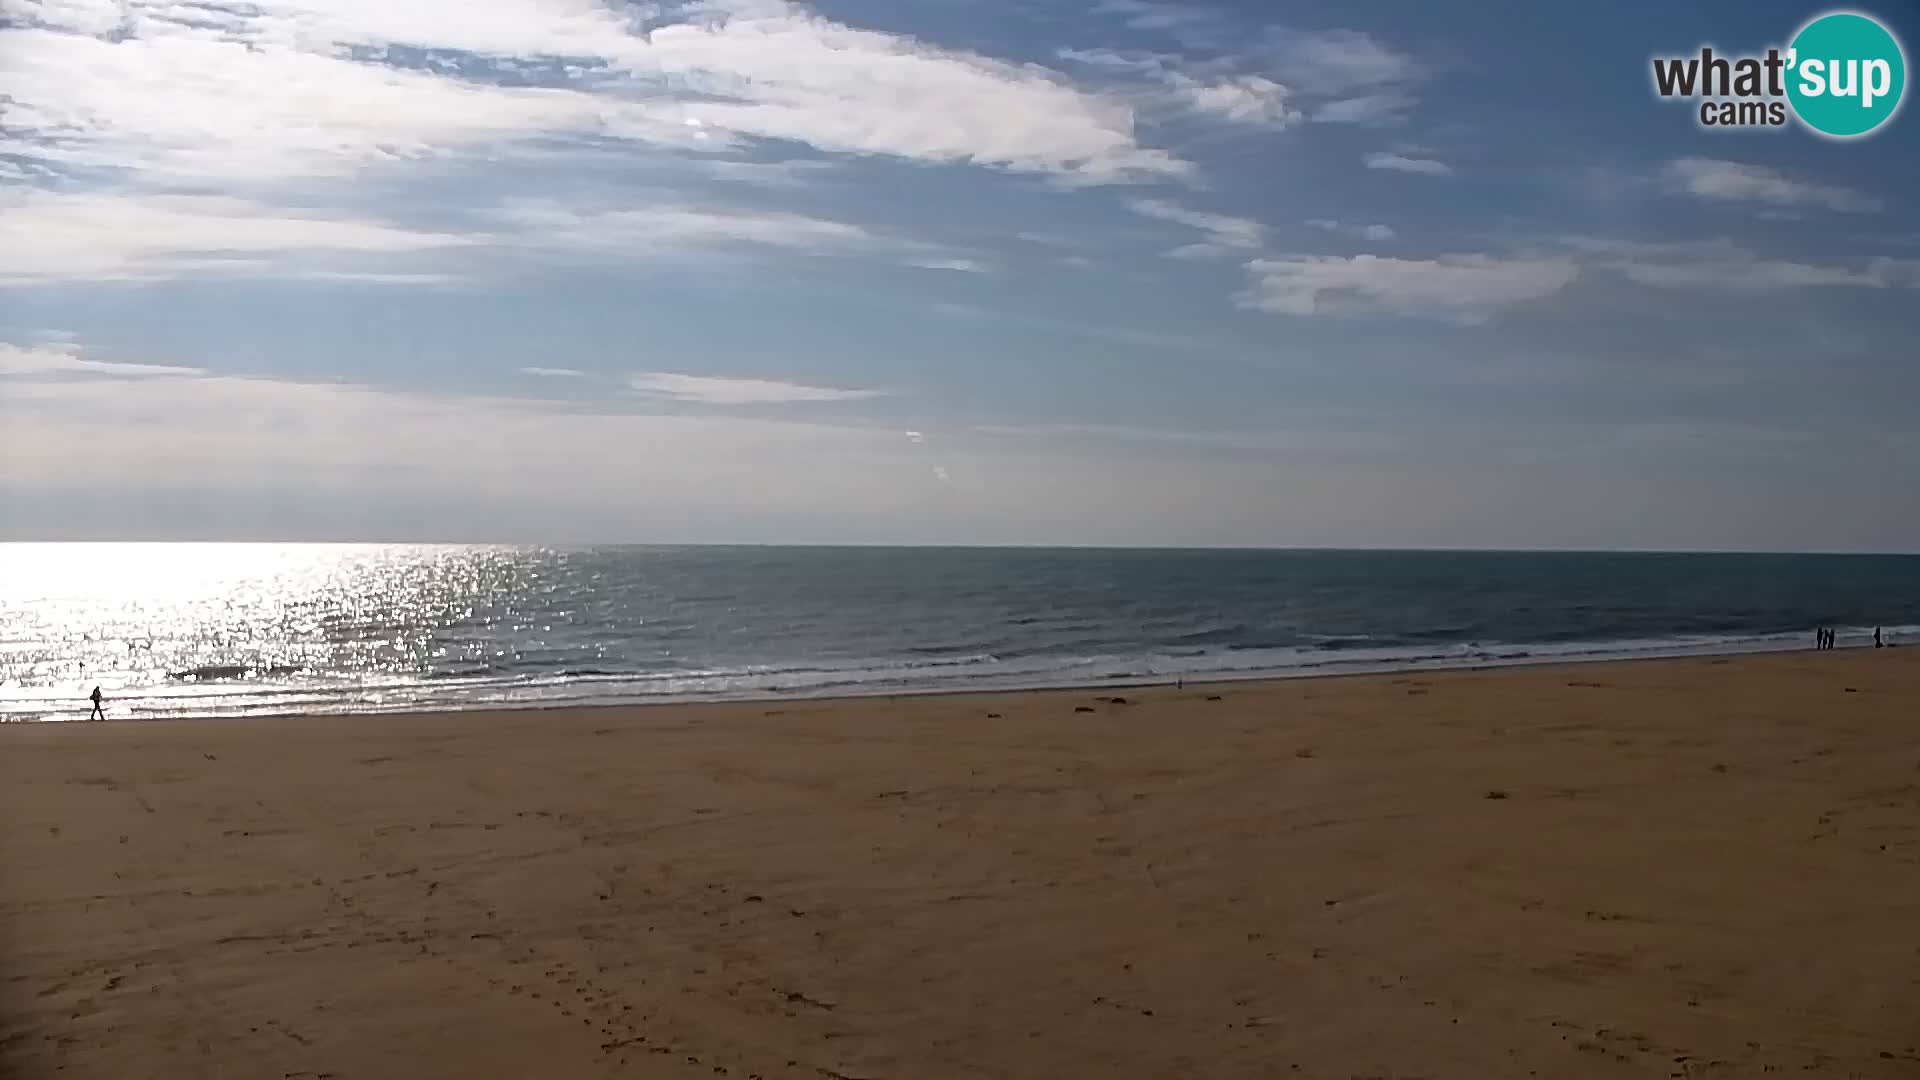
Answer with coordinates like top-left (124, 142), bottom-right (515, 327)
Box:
top-left (4, 649), bottom-right (1920, 1079)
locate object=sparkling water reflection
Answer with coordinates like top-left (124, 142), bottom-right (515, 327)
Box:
top-left (1, 544), bottom-right (558, 720)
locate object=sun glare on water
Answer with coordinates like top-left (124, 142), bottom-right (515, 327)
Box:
top-left (0, 544), bottom-right (520, 721)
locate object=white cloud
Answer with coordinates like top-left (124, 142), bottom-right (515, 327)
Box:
top-left (1364, 152), bottom-right (1452, 176)
top-left (2, 0), bottom-right (1186, 187)
top-left (631, 6), bottom-right (1187, 183)
top-left (518, 367), bottom-right (588, 378)
top-left (8, 0), bottom-right (640, 56)
top-left (1129, 198), bottom-right (1264, 257)
top-left (0, 341), bottom-right (206, 378)
top-left (1663, 157), bottom-right (1880, 213)
top-left (0, 24), bottom-right (707, 183)
top-left (627, 372), bottom-right (884, 405)
top-left (1242, 254), bottom-right (1577, 321)
top-left (0, 189), bottom-right (476, 284)
top-left (1306, 219), bottom-right (1396, 242)
top-left (1173, 74), bottom-right (1297, 127)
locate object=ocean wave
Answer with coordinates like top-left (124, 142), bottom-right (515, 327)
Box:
top-left (13, 625), bottom-right (1854, 722)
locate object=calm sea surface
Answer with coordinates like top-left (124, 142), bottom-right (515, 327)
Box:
top-left (3, 544), bottom-right (1916, 721)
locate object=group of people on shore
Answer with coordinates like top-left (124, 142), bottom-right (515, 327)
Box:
top-left (1815, 626), bottom-right (1886, 650)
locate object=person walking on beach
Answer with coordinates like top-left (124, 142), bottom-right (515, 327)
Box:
top-left (1875, 627), bottom-right (1884, 649)
top-left (87, 686), bottom-right (105, 721)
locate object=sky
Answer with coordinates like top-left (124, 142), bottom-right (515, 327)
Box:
top-left (2, 0), bottom-right (1917, 549)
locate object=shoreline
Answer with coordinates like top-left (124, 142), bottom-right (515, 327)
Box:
top-left (9, 632), bottom-right (1892, 725)
top-left (5, 647), bottom-right (1919, 1077)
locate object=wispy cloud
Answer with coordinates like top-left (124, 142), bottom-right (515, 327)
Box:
top-left (1363, 152), bottom-right (1452, 176)
top-left (3, 0), bottom-right (1188, 187)
top-left (496, 197), bottom-right (990, 270)
top-left (501, 200), bottom-right (873, 252)
top-left (0, 338), bottom-right (940, 539)
top-left (0, 185), bottom-right (971, 284)
top-left (1663, 157), bottom-right (1881, 214)
top-left (0, 189), bottom-right (477, 284)
top-left (1267, 28), bottom-right (1422, 125)
top-left (517, 367), bottom-right (588, 378)
top-left (1093, 0), bottom-right (1217, 35)
top-left (905, 258), bottom-right (993, 274)
top-left (0, 341), bottom-right (207, 378)
top-left (1267, 27), bottom-right (1419, 95)
top-left (1241, 254), bottom-right (1577, 321)
top-left (695, 157), bottom-right (841, 189)
top-left (1068, 22), bottom-right (1420, 126)
top-left (1088, 0), bottom-right (1230, 48)
top-left (1058, 49), bottom-right (1299, 129)
top-left (0, 23), bottom-right (704, 183)
top-left (1129, 198), bottom-right (1264, 257)
top-left (1553, 236), bottom-right (1920, 293)
top-left (1312, 92), bottom-right (1415, 125)
top-left (1615, 257), bottom-right (1905, 291)
top-left (1306, 219), bottom-right (1396, 242)
top-left (929, 301), bottom-right (1225, 353)
top-left (627, 372), bottom-right (885, 406)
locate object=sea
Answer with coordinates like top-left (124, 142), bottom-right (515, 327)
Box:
top-left (2, 544), bottom-right (1916, 722)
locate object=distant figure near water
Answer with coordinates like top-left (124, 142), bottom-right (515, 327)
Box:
top-left (88, 686), bottom-right (105, 721)
top-left (1875, 627), bottom-right (1884, 648)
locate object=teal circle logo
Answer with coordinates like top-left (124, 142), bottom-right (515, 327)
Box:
top-left (1787, 12), bottom-right (1906, 137)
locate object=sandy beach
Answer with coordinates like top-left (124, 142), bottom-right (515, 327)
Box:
top-left (4, 649), bottom-right (1919, 1079)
